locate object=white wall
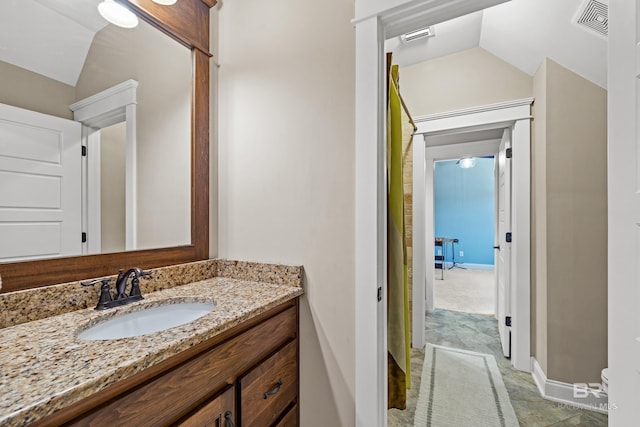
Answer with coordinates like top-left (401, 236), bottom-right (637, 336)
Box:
top-left (216, 0), bottom-right (356, 425)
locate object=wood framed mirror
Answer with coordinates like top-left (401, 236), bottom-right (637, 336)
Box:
top-left (0, 0), bottom-right (215, 292)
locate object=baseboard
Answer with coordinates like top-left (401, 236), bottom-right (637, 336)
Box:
top-left (530, 358), bottom-right (609, 414)
top-left (445, 263), bottom-right (494, 270)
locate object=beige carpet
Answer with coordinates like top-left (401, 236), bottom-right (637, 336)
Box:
top-left (434, 268), bottom-right (495, 315)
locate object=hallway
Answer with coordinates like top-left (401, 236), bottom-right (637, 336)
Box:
top-left (389, 310), bottom-right (608, 426)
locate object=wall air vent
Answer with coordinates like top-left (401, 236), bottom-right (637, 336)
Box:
top-left (574, 0), bottom-right (608, 38)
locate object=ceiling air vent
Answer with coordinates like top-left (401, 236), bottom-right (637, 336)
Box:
top-left (574, 0), bottom-right (608, 38)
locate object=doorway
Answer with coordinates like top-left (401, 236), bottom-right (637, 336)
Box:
top-left (353, 1), bottom-right (529, 425)
top-left (432, 155), bottom-right (496, 316)
top-left (70, 79), bottom-right (138, 254)
top-left (411, 99), bottom-right (531, 368)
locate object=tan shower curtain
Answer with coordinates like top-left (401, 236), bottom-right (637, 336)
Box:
top-left (387, 61), bottom-right (416, 410)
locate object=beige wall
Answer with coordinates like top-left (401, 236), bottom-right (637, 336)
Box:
top-left (543, 58), bottom-right (608, 383)
top-left (216, 0), bottom-right (355, 425)
top-left (532, 59), bottom-right (548, 373)
top-left (1, 19), bottom-right (193, 253)
top-left (100, 122), bottom-right (127, 253)
top-left (400, 47), bottom-right (532, 117)
top-left (76, 20), bottom-right (191, 251)
top-left (0, 60), bottom-right (75, 119)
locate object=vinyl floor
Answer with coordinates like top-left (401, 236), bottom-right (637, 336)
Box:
top-left (388, 309), bottom-right (608, 426)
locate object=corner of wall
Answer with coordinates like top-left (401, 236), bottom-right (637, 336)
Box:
top-left (531, 57), bottom-right (548, 374)
top-left (539, 58), bottom-right (608, 384)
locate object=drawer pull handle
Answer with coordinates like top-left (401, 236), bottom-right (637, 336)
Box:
top-left (263, 379), bottom-right (283, 399)
top-left (224, 410), bottom-right (235, 427)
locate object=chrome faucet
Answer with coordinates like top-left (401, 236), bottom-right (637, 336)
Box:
top-left (82, 267), bottom-right (152, 310)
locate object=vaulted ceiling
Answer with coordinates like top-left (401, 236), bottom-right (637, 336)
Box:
top-left (386, 0), bottom-right (608, 88)
top-left (0, 0), bottom-right (107, 86)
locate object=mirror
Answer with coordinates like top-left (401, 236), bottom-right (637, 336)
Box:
top-left (0, 0), bottom-right (191, 263)
top-left (0, 0), bottom-right (212, 292)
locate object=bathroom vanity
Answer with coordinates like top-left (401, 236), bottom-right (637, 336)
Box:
top-left (0, 2), bottom-right (305, 425)
top-left (37, 301), bottom-right (299, 427)
top-left (0, 259), bottom-right (303, 426)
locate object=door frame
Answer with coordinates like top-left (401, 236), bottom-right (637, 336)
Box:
top-left (353, 1), bottom-right (512, 425)
top-left (424, 139), bottom-right (500, 308)
top-left (70, 79), bottom-right (138, 252)
top-left (412, 98), bottom-right (532, 370)
top-left (608, 1), bottom-right (638, 424)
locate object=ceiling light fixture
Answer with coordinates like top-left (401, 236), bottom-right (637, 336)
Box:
top-left (152, 0), bottom-right (178, 4)
top-left (401, 26), bottom-right (436, 43)
top-left (98, 0), bottom-right (139, 28)
top-left (457, 157), bottom-right (476, 169)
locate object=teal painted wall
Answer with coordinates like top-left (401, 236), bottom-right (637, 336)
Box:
top-left (434, 157), bottom-right (495, 266)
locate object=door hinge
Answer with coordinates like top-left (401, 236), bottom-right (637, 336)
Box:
top-left (377, 286), bottom-right (382, 302)
top-left (506, 316), bottom-right (512, 327)
top-left (81, 232), bottom-right (87, 243)
top-left (81, 146), bottom-right (87, 157)
top-left (506, 148), bottom-right (512, 159)
top-left (506, 232), bottom-right (512, 243)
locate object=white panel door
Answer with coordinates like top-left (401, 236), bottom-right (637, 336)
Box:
top-left (497, 128), bottom-right (512, 358)
top-left (0, 103), bottom-right (82, 262)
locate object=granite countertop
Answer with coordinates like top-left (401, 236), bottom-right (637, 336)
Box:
top-left (0, 276), bottom-right (303, 426)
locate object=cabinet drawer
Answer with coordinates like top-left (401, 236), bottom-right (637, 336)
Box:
top-left (239, 341), bottom-right (298, 427)
top-left (275, 403), bottom-right (298, 427)
top-left (177, 385), bottom-right (235, 427)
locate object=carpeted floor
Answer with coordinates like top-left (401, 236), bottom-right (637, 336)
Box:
top-left (435, 268), bottom-right (495, 315)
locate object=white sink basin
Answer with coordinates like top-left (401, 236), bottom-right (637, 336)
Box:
top-left (77, 302), bottom-right (215, 341)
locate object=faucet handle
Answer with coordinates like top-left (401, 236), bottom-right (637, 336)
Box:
top-left (81, 278), bottom-right (110, 287)
top-left (140, 269), bottom-right (153, 278)
top-left (81, 278), bottom-right (113, 310)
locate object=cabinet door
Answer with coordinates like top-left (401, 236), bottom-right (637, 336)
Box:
top-left (177, 385), bottom-right (235, 427)
top-left (275, 404), bottom-right (298, 427)
top-left (239, 341), bottom-right (297, 427)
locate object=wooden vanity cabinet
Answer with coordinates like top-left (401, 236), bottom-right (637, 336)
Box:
top-left (34, 299), bottom-right (299, 427)
top-left (239, 341), bottom-right (298, 427)
top-left (176, 385), bottom-right (235, 427)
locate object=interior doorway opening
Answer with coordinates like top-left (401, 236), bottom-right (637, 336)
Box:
top-left (433, 156), bottom-right (496, 316)
top-left (411, 98), bottom-right (532, 371)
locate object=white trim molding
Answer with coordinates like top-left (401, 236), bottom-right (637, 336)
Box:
top-left (414, 98), bottom-right (534, 136)
top-left (70, 80), bottom-right (138, 128)
top-left (71, 80), bottom-right (138, 251)
top-left (413, 98), bottom-right (533, 372)
top-left (414, 98), bottom-right (534, 123)
top-left (531, 358), bottom-right (609, 414)
top-left (354, 15), bottom-right (387, 427)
